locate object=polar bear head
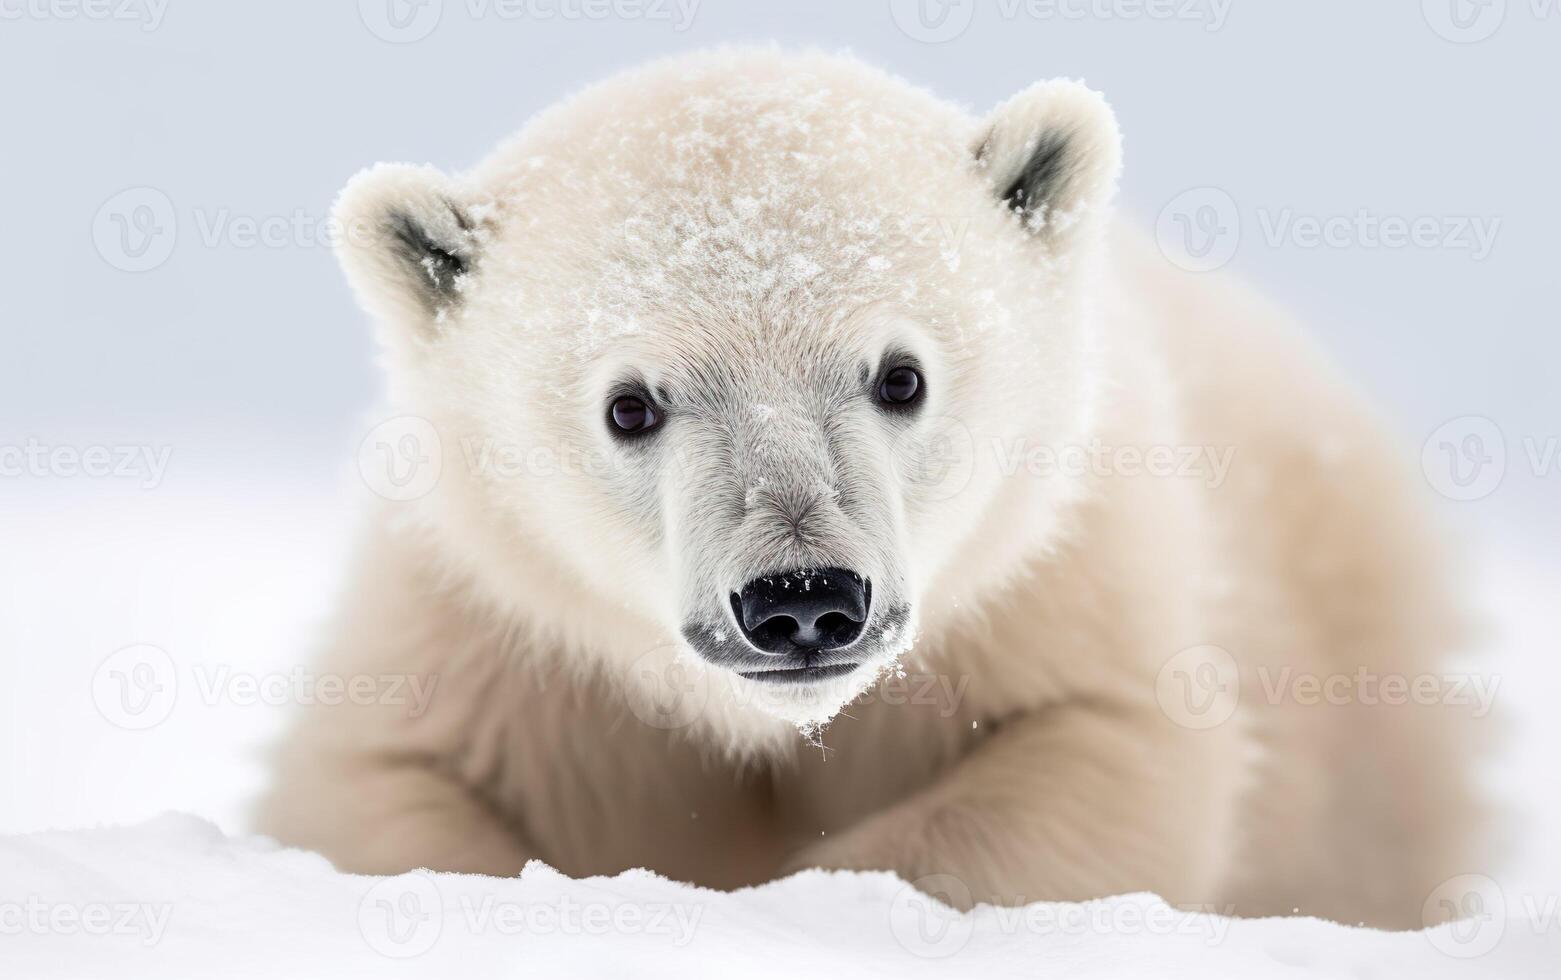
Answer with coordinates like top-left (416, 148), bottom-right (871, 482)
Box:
top-left (335, 50), bottom-right (1120, 746)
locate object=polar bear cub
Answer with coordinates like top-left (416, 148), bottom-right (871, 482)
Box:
top-left (259, 49), bottom-right (1483, 929)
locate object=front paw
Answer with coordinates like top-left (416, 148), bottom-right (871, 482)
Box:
top-left (778, 800), bottom-right (977, 887)
top-left (780, 834), bottom-right (864, 878)
top-left (778, 814), bottom-right (912, 879)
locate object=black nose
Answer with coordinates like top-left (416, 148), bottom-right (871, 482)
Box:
top-left (732, 568), bottom-right (870, 654)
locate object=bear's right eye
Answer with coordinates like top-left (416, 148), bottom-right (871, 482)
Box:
top-left (608, 394), bottom-right (661, 437)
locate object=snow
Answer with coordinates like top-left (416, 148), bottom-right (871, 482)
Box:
top-left (0, 814), bottom-right (1551, 979)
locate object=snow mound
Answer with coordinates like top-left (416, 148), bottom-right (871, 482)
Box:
top-left (0, 815), bottom-right (1549, 978)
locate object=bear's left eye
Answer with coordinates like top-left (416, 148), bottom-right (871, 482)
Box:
top-left (608, 394), bottom-right (661, 436)
top-left (878, 366), bottom-right (923, 407)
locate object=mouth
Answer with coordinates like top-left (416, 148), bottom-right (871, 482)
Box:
top-left (680, 602), bottom-right (912, 686)
top-left (737, 661), bottom-right (862, 684)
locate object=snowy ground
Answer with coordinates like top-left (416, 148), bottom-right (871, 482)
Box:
top-left (0, 815), bottom-right (1554, 978)
top-left (2, 467), bottom-right (1558, 976)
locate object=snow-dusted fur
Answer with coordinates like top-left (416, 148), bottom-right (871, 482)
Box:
top-left (258, 50), bottom-right (1483, 928)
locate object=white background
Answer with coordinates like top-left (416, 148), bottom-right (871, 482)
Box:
top-left (1, 0), bottom-right (1556, 905)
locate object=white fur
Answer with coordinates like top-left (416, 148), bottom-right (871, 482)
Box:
top-left (259, 49), bottom-right (1484, 928)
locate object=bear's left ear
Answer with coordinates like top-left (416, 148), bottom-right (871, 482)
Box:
top-left (975, 80), bottom-right (1122, 248)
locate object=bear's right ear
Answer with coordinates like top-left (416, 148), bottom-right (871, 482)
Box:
top-left (333, 163), bottom-right (485, 333)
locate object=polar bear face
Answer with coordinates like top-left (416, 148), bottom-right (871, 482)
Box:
top-left (335, 52), bottom-right (1120, 740)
